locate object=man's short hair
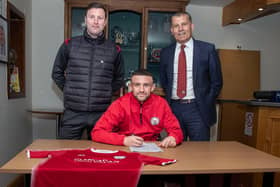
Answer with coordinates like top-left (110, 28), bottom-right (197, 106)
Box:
top-left (131, 69), bottom-right (154, 82)
top-left (86, 2), bottom-right (107, 18)
top-left (171, 12), bottom-right (192, 23)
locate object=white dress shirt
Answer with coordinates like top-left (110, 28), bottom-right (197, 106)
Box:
top-left (171, 38), bottom-right (195, 100)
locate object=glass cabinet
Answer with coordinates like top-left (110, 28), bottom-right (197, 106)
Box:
top-left (146, 11), bottom-right (175, 87)
top-left (109, 11), bottom-right (141, 82)
top-left (65, 0), bottom-right (189, 95)
top-left (71, 8), bottom-right (86, 37)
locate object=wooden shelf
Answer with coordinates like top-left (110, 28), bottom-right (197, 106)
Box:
top-left (222, 0), bottom-right (280, 26)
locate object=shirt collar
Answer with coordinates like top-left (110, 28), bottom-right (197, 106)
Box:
top-left (176, 37), bottom-right (193, 50)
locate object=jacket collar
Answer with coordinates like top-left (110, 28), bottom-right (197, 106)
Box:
top-left (129, 92), bottom-right (154, 107)
top-left (83, 29), bottom-right (105, 45)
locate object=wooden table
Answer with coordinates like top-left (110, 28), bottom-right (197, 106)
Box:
top-left (29, 108), bottom-right (63, 138)
top-left (1, 139), bottom-right (280, 186)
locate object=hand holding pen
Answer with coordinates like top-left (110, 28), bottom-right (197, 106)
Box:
top-left (123, 134), bottom-right (144, 147)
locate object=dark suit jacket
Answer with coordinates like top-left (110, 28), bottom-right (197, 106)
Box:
top-left (160, 39), bottom-right (223, 126)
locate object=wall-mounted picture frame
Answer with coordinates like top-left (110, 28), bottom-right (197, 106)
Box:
top-left (0, 16), bottom-right (7, 63)
top-left (0, 0), bottom-right (7, 19)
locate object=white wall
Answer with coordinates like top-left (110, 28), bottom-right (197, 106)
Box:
top-left (0, 0), bottom-right (32, 186)
top-left (31, 0), bottom-right (64, 139)
top-left (31, 0), bottom-right (64, 109)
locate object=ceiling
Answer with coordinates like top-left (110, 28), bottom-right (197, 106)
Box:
top-left (189, 0), bottom-right (234, 7)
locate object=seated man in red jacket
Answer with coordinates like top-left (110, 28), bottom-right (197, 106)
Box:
top-left (91, 69), bottom-right (183, 148)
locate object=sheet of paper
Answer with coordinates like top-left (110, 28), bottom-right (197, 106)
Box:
top-left (129, 142), bottom-right (163, 152)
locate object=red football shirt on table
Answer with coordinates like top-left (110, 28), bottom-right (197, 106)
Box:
top-left (27, 148), bottom-right (176, 187)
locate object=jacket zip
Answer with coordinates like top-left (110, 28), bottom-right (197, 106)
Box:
top-left (88, 45), bottom-right (95, 111)
top-left (140, 104), bottom-right (143, 124)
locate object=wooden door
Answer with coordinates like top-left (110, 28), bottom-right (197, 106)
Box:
top-left (218, 49), bottom-right (260, 100)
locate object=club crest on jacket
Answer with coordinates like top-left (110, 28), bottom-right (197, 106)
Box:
top-left (150, 117), bottom-right (159, 125)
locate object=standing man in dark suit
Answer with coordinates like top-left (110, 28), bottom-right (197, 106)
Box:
top-left (160, 12), bottom-right (222, 141)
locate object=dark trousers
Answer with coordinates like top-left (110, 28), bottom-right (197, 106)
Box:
top-left (59, 109), bottom-right (103, 140)
top-left (171, 100), bottom-right (210, 141)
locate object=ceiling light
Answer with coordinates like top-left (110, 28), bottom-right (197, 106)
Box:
top-left (237, 18), bottom-right (243, 22)
top-left (258, 8), bottom-right (264, 11)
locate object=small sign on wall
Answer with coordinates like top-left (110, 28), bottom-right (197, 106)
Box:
top-left (244, 112), bottom-right (254, 136)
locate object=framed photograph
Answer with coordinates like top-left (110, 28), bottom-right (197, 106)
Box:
top-left (0, 0), bottom-right (7, 18)
top-left (0, 16), bottom-right (7, 63)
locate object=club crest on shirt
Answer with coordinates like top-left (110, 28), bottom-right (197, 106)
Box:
top-left (150, 117), bottom-right (159, 125)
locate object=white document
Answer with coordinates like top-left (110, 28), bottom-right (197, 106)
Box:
top-left (129, 142), bottom-right (163, 152)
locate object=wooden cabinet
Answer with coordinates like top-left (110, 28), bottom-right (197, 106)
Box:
top-left (217, 49), bottom-right (278, 186)
top-left (222, 0), bottom-right (280, 26)
top-left (219, 102), bottom-right (280, 187)
top-left (218, 49), bottom-right (260, 100)
top-left (64, 0), bottom-right (189, 93)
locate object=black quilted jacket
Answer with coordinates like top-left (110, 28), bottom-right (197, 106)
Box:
top-left (52, 31), bottom-right (124, 112)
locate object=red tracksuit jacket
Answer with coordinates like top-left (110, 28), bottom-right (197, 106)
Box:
top-left (91, 92), bottom-right (183, 145)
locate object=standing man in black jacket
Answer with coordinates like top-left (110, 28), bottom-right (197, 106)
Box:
top-left (52, 2), bottom-right (124, 139)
